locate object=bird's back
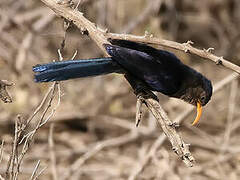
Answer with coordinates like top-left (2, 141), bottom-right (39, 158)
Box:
top-left (105, 39), bottom-right (187, 95)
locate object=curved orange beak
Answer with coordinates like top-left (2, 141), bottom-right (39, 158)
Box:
top-left (192, 101), bottom-right (202, 126)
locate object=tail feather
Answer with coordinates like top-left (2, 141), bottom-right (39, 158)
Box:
top-left (33, 57), bottom-right (122, 82)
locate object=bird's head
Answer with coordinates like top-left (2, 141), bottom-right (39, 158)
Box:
top-left (179, 75), bottom-right (212, 125)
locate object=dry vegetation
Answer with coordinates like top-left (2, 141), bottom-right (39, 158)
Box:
top-left (0, 0), bottom-right (240, 179)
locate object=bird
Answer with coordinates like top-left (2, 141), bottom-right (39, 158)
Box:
top-left (33, 39), bottom-right (212, 125)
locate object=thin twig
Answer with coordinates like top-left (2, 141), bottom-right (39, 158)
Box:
top-left (145, 95), bottom-right (194, 166)
top-left (5, 52), bottom-right (62, 179)
top-left (16, 82), bottom-right (59, 173)
top-left (30, 160), bottom-right (41, 180)
top-left (222, 80), bottom-right (238, 152)
top-left (33, 166), bottom-right (47, 180)
top-left (48, 124), bottom-right (58, 180)
top-left (135, 96), bottom-right (144, 127)
top-left (0, 140), bottom-right (4, 165)
top-left (25, 83), bottom-right (57, 126)
top-left (5, 117), bottom-right (19, 180)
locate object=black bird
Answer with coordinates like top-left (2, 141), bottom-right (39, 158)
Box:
top-left (33, 39), bottom-right (212, 125)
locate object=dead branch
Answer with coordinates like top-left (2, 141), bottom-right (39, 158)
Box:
top-left (0, 140), bottom-right (4, 165)
top-left (5, 81), bottom-right (60, 180)
top-left (221, 80), bottom-right (238, 152)
top-left (0, 80), bottom-right (13, 103)
top-left (48, 124), bottom-right (58, 180)
top-left (4, 45), bottom-right (63, 179)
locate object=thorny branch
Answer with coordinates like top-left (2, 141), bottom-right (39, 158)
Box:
top-left (39, 0), bottom-right (240, 167)
top-left (41, 0), bottom-right (240, 74)
top-left (129, 72), bottom-right (239, 180)
top-left (106, 33), bottom-right (240, 74)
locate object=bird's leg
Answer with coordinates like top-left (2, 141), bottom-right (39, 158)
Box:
top-left (124, 73), bottom-right (158, 101)
top-left (136, 96), bottom-right (144, 127)
top-left (124, 73), bottom-right (159, 127)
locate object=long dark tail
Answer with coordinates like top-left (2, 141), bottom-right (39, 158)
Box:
top-left (33, 57), bottom-right (122, 82)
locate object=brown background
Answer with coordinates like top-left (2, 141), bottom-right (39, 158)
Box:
top-left (0, 0), bottom-right (240, 179)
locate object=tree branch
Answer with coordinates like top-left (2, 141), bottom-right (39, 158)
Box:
top-left (106, 33), bottom-right (240, 74)
top-left (39, 0), bottom-right (240, 167)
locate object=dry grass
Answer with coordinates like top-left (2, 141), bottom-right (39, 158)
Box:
top-left (0, 0), bottom-right (240, 179)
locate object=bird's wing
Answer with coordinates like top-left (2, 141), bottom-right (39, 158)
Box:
top-left (108, 39), bottom-right (181, 65)
top-left (104, 44), bottom-right (183, 95)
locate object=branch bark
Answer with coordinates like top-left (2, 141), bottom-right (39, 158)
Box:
top-left (0, 80), bottom-right (13, 103)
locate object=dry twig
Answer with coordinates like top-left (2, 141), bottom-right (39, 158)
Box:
top-left (222, 80), bottom-right (238, 152)
top-left (30, 160), bottom-right (41, 180)
top-left (4, 45), bottom-right (63, 179)
top-left (0, 140), bottom-right (4, 165)
top-left (48, 124), bottom-right (58, 180)
top-left (0, 80), bottom-right (13, 103)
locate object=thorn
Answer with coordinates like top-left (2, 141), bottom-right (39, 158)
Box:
top-left (63, 20), bottom-right (71, 31)
top-left (135, 119), bottom-right (140, 127)
top-left (184, 152), bottom-right (191, 157)
top-left (172, 147), bottom-right (179, 155)
top-left (57, 0), bottom-right (74, 7)
top-left (104, 28), bottom-right (109, 33)
top-left (185, 143), bottom-right (191, 147)
top-left (172, 147), bottom-right (178, 152)
top-left (206, 47), bottom-right (214, 53)
top-left (144, 31), bottom-right (150, 37)
top-left (168, 122), bottom-right (180, 128)
top-left (135, 97), bottom-right (144, 127)
top-left (216, 57), bottom-right (223, 65)
top-left (186, 40), bottom-right (194, 45)
top-left (144, 31), bottom-right (153, 38)
top-left (80, 27), bottom-right (88, 35)
top-left (183, 40), bottom-right (193, 53)
top-left (57, 0), bottom-right (63, 4)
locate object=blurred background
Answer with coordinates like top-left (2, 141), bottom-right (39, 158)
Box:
top-left (0, 0), bottom-right (240, 179)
